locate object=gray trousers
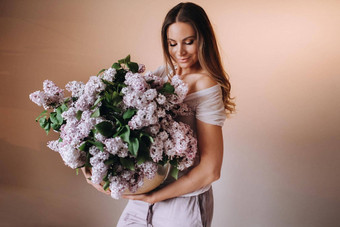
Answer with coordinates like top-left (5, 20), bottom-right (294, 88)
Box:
top-left (117, 188), bottom-right (214, 227)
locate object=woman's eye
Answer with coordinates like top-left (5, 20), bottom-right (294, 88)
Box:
top-left (185, 40), bottom-right (194, 45)
top-left (169, 43), bottom-right (177, 47)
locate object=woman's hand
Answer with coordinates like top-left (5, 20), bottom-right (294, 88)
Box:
top-left (122, 192), bottom-right (156, 204)
top-left (81, 167), bottom-right (111, 196)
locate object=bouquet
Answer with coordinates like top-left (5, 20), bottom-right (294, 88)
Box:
top-left (29, 55), bottom-right (197, 199)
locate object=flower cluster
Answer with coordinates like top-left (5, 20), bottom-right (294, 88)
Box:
top-left (29, 55), bottom-right (197, 199)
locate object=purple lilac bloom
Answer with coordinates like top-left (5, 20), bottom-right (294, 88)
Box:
top-left (65, 81), bottom-right (85, 97)
top-left (29, 80), bottom-right (64, 109)
top-left (99, 67), bottom-right (116, 82)
top-left (137, 161), bottom-right (158, 180)
top-left (104, 137), bottom-right (129, 157)
top-left (89, 147), bottom-right (109, 184)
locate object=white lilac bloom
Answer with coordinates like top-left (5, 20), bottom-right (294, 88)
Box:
top-left (89, 148), bottom-right (109, 184)
top-left (146, 123), bottom-right (161, 136)
top-left (29, 80), bottom-right (64, 109)
top-left (74, 93), bottom-right (96, 111)
top-left (124, 72), bottom-right (148, 91)
top-left (65, 81), bottom-right (85, 97)
top-left (143, 89), bottom-right (157, 101)
top-left (138, 64), bottom-right (146, 73)
top-left (61, 107), bottom-right (77, 122)
top-left (47, 139), bottom-right (60, 152)
top-left (171, 75), bottom-right (188, 96)
top-left (138, 161), bottom-right (158, 180)
top-left (149, 131), bottom-right (168, 162)
top-left (109, 175), bottom-right (129, 199)
top-left (127, 173), bottom-right (145, 193)
top-left (143, 71), bottom-right (165, 88)
top-left (99, 67), bottom-right (116, 82)
top-left (156, 93), bottom-right (166, 105)
top-left (43, 80), bottom-right (65, 108)
top-left (30, 59), bottom-right (198, 200)
top-left (29, 91), bottom-right (45, 107)
top-left (128, 102), bottom-right (158, 130)
top-left (104, 137), bottom-right (129, 157)
top-left (58, 143), bottom-right (86, 169)
top-left (84, 76), bottom-right (106, 96)
top-left (171, 103), bottom-right (193, 117)
top-left (177, 157), bottom-right (194, 171)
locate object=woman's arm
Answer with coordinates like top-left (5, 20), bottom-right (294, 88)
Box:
top-left (123, 119), bottom-right (224, 203)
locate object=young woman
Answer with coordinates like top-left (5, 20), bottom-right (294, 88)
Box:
top-left (83, 2), bottom-right (235, 226)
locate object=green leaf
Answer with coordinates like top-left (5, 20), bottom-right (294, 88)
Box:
top-left (39, 117), bottom-right (48, 130)
top-left (170, 167), bottom-right (179, 180)
top-left (35, 110), bottom-right (47, 122)
top-left (119, 125), bottom-right (130, 143)
top-left (127, 62), bottom-right (139, 73)
top-left (76, 110), bottom-right (83, 121)
top-left (140, 132), bottom-right (154, 144)
top-left (112, 62), bottom-right (121, 70)
top-left (55, 107), bottom-right (64, 124)
top-left (60, 103), bottom-right (68, 112)
top-left (95, 121), bottom-right (114, 137)
top-left (88, 140), bottom-right (104, 152)
top-left (51, 122), bottom-right (60, 131)
top-left (120, 157), bottom-right (135, 171)
top-left (123, 109), bottom-right (137, 120)
top-left (76, 168), bottom-right (79, 175)
top-left (49, 112), bottom-right (58, 124)
top-left (136, 152), bottom-right (148, 165)
top-left (103, 181), bottom-right (110, 191)
top-left (118, 55), bottom-right (131, 64)
top-left (97, 68), bottom-right (106, 76)
top-left (128, 137), bottom-right (139, 157)
top-left (160, 82), bottom-right (175, 94)
top-left (78, 142), bottom-right (88, 151)
top-left (104, 158), bottom-right (115, 165)
top-left (91, 108), bottom-right (100, 118)
top-left (92, 97), bottom-right (103, 110)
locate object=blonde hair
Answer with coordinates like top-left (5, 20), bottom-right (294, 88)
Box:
top-left (161, 2), bottom-right (235, 114)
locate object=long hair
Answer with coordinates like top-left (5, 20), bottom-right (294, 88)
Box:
top-left (161, 2), bottom-right (235, 114)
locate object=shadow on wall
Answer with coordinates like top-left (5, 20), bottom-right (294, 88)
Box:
top-left (0, 139), bottom-right (126, 227)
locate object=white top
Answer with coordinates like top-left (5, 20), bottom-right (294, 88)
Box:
top-left (153, 66), bottom-right (227, 197)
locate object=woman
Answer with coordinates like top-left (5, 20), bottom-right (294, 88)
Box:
top-left (84, 2), bottom-right (235, 226)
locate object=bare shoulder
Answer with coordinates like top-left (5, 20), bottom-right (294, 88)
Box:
top-left (194, 73), bottom-right (218, 92)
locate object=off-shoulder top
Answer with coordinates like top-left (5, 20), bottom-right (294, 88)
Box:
top-left (153, 66), bottom-right (227, 197)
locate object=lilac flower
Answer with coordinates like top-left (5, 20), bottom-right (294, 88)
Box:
top-left (58, 143), bottom-right (86, 169)
top-left (30, 58), bottom-right (198, 200)
top-left (29, 91), bottom-right (45, 107)
top-left (143, 71), bottom-right (165, 88)
top-left (84, 76), bottom-right (106, 96)
top-left (65, 81), bottom-right (85, 97)
top-left (47, 139), bottom-right (60, 152)
top-left (138, 64), bottom-right (145, 73)
top-left (104, 137), bottom-right (129, 157)
top-left (109, 175), bottom-right (129, 199)
top-left (89, 147), bottom-right (109, 184)
top-left (99, 67), bottom-right (116, 82)
top-left (29, 80), bottom-right (64, 109)
top-left (124, 72), bottom-right (148, 91)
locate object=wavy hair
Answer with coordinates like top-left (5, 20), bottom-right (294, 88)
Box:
top-left (161, 2), bottom-right (235, 114)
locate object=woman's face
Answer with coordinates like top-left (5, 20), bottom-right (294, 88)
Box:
top-left (167, 22), bottom-right (199, 71)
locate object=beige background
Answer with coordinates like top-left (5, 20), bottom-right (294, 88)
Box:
top-left (1, 0), bottom-right (339, 226)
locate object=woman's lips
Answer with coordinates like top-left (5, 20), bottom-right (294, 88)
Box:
top-left (177, 57), bottom-right (189, 63)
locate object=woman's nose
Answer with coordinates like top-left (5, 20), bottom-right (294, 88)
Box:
top-left (177, 44), bottom-right (186, 56)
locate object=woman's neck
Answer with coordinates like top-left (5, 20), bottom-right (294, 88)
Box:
top-left (176, 62), bottom-right (201, 75)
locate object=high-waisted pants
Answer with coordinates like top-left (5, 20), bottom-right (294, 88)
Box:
top-left (117, 187), bottom-right (213, 227)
